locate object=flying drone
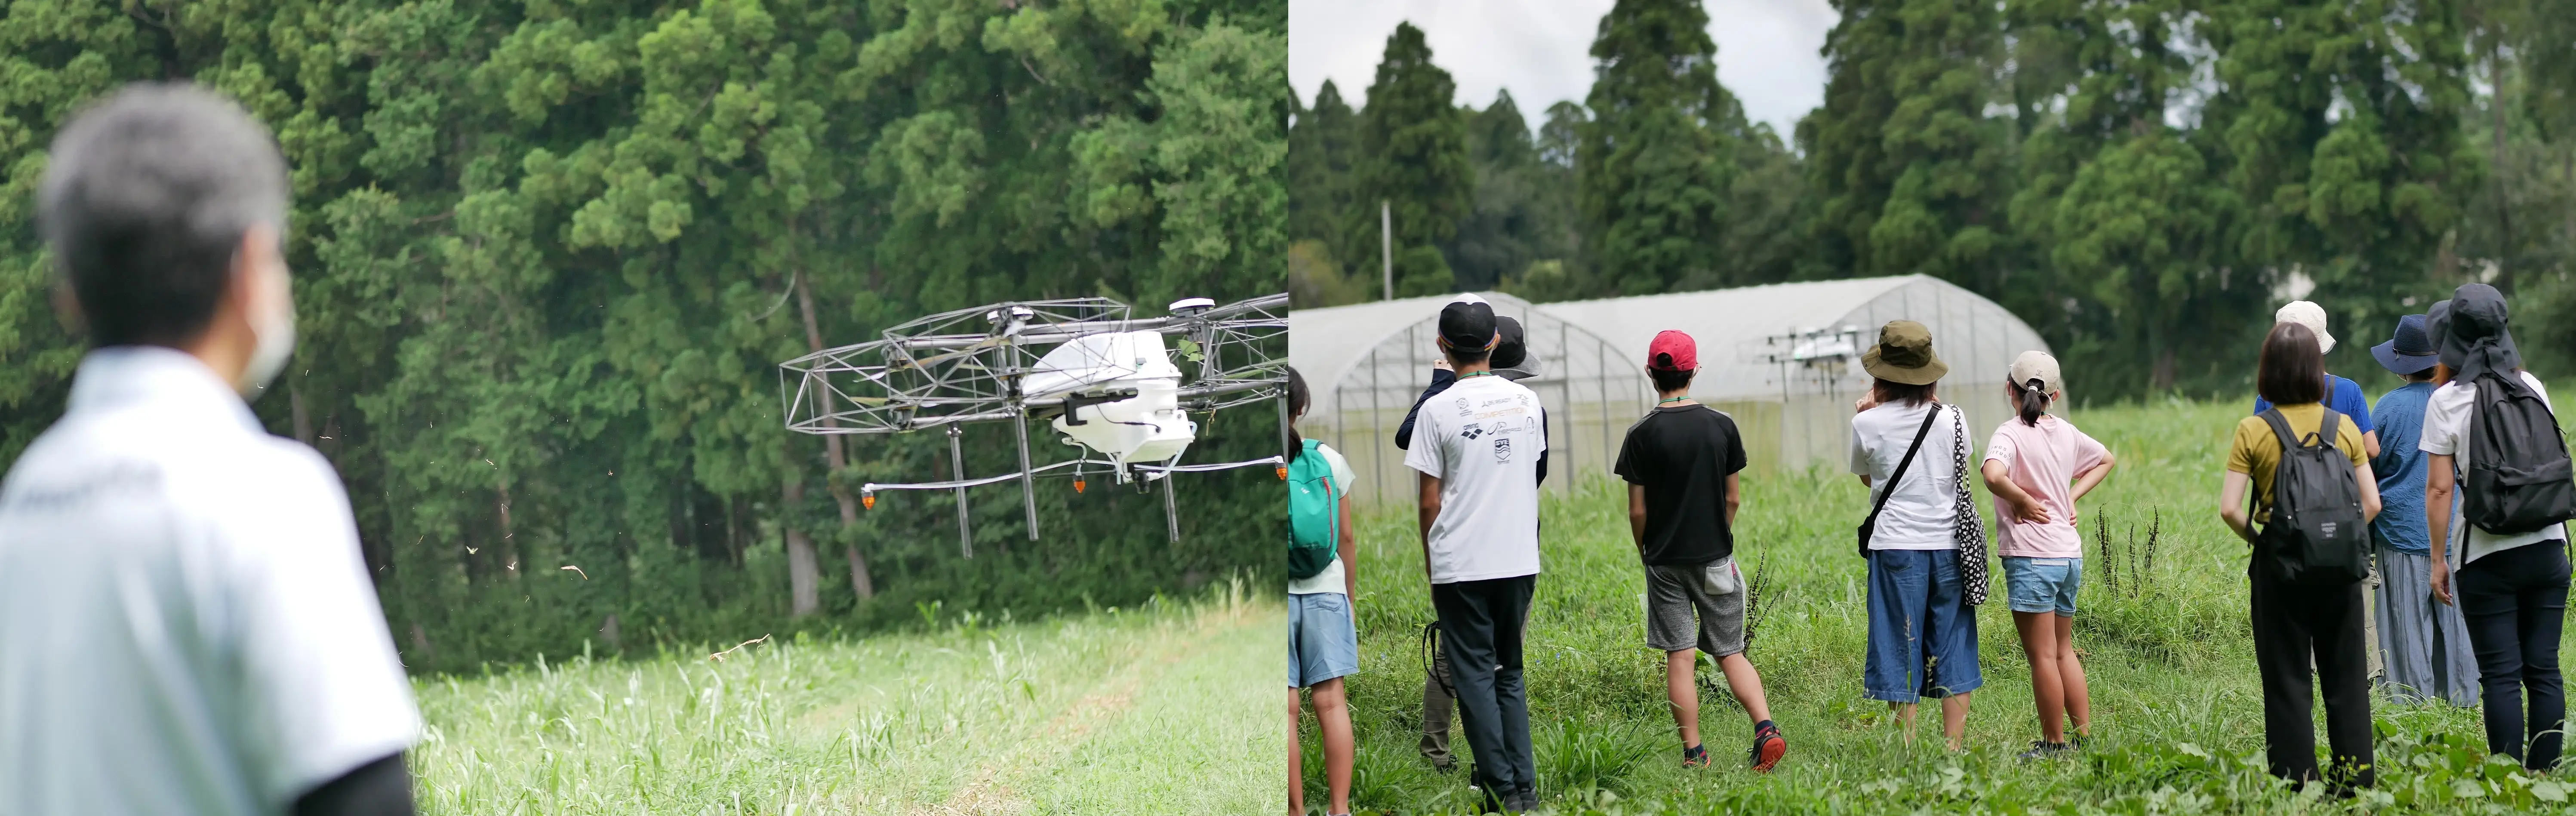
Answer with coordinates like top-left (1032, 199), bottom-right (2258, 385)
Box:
top-left (779, 292), bottom-right (1288, 555)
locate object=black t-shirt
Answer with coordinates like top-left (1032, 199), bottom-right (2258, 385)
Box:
top-left (1613, 405), bottom-right (1748, 566)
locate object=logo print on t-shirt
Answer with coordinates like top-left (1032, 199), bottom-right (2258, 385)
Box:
top-left (1493, 437), bottom-right (1514, 462)
top-left (1455, 397), bottom-right (1472, 417)
top-left (1459, 423), bottom-right (1484, 440)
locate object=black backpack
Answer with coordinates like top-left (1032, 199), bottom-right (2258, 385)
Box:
top-left (2255, 408), bottom-right (2370, 584)
top-left (2463, 373), bottom-right (2576, 535)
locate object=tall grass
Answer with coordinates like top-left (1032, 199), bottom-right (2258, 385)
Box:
top-left (1312, 398), bottom-right (2542, 814)
top-left (413, 579), bottom-right (1282, 815)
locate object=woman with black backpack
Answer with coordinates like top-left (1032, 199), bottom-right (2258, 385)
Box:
top-left (2424, 283), bottom-right (2575, 774)
top-left (2218, 321), bottom-right (2384, 793)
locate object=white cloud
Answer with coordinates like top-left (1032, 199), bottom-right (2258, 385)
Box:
top-left (1288, 0), bottom-right (1837, 137)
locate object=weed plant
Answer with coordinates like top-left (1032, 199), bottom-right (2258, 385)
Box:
top-left (1311, 398), bottom-right (2544, 814)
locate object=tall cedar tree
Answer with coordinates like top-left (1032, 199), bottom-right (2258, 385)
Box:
top-left (2199, 0), bottom-right (2481, 371)
top-left (1579, 0), bottom-right (1741, 295)
top-left (1450, 90), bottom-right (1572, 289)
top-left (1290, 80), bottom-right (1361, 272)
top-left (1352, 22), bottom-right (1473, 297)
top-left (1801, 0), bottom-right (2013, 292)
top-left (2008, 0), bottom-right (2247, 393)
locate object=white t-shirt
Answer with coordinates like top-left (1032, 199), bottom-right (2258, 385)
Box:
top-left (2419, 371), bottom-right (2569, 567)
top-left (1288, 443), bottom-right (1356, 595)
top-left (1850, 401), bottom-right (1967, 550)
top-left (1403, 374), bottom-right (1547, 583)
top-left (0, 347), bottom-right (422, 816)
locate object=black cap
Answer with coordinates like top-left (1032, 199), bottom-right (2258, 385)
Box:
top-left (1491, 316), bottom-right (1527, 369)
top-left (2441, 283), bottom-right (2522, 381)
top-left (1437, 300), bottom-right (1498, 352)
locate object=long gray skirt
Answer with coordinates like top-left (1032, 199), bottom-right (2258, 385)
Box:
top-left (2375, 545), bottom-right (2480, 706)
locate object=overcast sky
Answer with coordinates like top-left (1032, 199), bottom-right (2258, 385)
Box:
top-left (1288, 0), bottom-right (1840, 138)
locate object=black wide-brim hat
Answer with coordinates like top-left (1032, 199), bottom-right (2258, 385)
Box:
top-left (2370, 313), bottom-right (2437, 376)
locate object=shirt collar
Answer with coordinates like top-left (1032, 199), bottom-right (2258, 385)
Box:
top-left (66, 346), bottom-right (266, 434)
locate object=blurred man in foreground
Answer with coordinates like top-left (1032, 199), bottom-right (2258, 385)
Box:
top-left (0, 83), bottom-right (421, 816)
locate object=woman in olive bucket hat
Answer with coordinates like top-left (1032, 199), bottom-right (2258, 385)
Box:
top-left (1850, 320), bottom-right (1990, 749)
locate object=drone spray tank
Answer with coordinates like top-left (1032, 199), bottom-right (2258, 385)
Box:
top-left (1021, 330), bottom-right (1199, 482)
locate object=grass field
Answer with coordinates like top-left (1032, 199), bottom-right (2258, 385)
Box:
top-left (1313, 398), bottom-right (2576, 815)
top-left (411, 580), bottom-right (1282, 815)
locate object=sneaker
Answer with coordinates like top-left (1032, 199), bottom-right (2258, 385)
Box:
top-left (1749, 724), bottom-right (1786, 772)
top-left (1682, 742), bottom-right (1710, 769)
top-left (2016, 740), bottom-right (2073, 761)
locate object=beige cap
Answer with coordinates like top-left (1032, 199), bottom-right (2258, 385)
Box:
top-left (2276, 300), bottom-right (2335, 355)
top-left (2010, 350), bottom-right (2061, 395)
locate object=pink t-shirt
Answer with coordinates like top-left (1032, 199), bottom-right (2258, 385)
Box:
top-left (1984, 415), bottom-right (2108, 558)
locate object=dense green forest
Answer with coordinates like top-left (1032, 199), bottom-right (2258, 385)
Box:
top-left (1289, 0), bottom-right (2576, 398)
top-left (0, 0), bottom-right (1285, 673)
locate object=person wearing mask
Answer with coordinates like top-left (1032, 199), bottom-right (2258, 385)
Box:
top-left (2220, 322), bottom-right (2383, 793)
top-left (1405, 300), bottom-right (1548, 812)
top-left (0, 84), bottom-right (422, 816)
top-left (1981, 352), bottom-right (2115, 760)
top-left (1286, 367), bottom-right (1358, 816)
top-left (1850, 321), bottom-right (1984, 751)
top-left (1614, 331), bottom-right (1783, 772)
top-left (2366, 314), bottom-right (2478, 707)
top-left (1395, 300), bottom-right (1544, 773)
top-left (2425, 283), bottom-right (2573, 773)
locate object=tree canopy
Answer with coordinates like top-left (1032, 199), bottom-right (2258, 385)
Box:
top-left (0, 0), bottom-right (1285, 672)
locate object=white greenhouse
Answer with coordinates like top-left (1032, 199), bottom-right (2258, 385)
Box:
top-left (1288, 275), bottom-right (2051, 504)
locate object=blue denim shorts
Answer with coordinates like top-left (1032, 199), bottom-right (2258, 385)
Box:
top-left (1863, 548), bottom-right (1983, 703)
top-left (1288, 591), bottom-right (1358, 688)
top-left (2003, 556), bottom-right (2083, 616)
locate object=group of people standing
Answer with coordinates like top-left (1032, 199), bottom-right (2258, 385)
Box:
top-left (2220, 285), bottom-right (2573, 793)
top-left (1287, 283), bottom-right (2573, 813)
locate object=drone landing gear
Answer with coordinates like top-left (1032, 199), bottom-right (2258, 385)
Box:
top-left (948, 425), bottom-right (971, 559)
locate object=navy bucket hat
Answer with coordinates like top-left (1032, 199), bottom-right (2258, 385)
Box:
top-left (2370, 313), bottom-right (2438, 376)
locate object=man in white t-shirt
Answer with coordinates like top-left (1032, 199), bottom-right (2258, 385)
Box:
top-left (2422, 283), bottom-right (2570, 773)
top-left (0, 84), bottom-right (421, 816)
top-left (1403, 300), bottom-right (1546, 813)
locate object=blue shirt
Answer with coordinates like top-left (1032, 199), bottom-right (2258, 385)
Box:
top-left (2253, 374), bottom-right (2377, 436)
top-left (2368, 381), bottom-right (2435, 552)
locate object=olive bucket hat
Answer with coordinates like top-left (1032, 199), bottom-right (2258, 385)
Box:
top-left (1862, 320), bottom-right (1948, 385)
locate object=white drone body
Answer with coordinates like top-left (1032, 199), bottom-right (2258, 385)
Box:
top-left (1023, 330), bottom-right (1199, 480)
top-left (779, 293), bottom-right (1284, 554)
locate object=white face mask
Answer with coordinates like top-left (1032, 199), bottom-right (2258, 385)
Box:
top-left (237, 256), bottom-right (296, 397)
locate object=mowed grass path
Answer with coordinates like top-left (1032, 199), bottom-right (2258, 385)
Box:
top-left (1319, 399), bottom-right (2575, 814)
top-left (412, 583), bottom-right (1282, 815)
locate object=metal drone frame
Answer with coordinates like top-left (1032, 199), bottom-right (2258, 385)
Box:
top-left (780, 293), bottom-right (1289, 555)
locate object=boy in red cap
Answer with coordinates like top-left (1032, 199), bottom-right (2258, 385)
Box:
top-left (1613, 330), bottom-right (1785, 771)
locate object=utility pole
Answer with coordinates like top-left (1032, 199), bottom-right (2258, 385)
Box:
top-left (1381, 200), bottom-right (1393, 301)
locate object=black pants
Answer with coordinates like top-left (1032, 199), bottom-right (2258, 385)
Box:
top-left (2456, 541), bottom-right (2572, 771)
top-left (2250, 565), bottom-right (2375, 788)
top-left (1431, 574), bottom-right (1536, 807)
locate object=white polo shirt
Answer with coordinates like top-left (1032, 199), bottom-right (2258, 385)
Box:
top-left (0, 347), bottom-right (420, 816)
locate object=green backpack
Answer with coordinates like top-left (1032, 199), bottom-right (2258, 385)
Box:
top-left (1287, 439), bottom-right (1341, 580)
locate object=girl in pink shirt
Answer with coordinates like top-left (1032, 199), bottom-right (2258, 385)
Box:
top-left (1981, 351), bottom-right (2117, 759)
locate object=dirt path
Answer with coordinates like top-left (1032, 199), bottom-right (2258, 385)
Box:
top-left (914, 602), bottom-right (1260, 816)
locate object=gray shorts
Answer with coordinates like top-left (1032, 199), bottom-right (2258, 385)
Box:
top-left (1645, 562), bottom-right (1745, 656)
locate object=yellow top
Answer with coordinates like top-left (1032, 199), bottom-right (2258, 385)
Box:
top-left (2225, 403), bottom-right (2369, 521)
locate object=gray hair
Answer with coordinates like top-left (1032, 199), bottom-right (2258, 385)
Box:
top-left (38, 83), bottom-right (288, 347)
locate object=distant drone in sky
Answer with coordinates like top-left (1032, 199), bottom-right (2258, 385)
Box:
top-left (779, 293), bottom-right (1288, 555)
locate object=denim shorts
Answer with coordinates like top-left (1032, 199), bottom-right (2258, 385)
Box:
top-left (2003, 556), bottom-right (2083, 616)
top-left (1863, 548), bottom-right (1983, 703)
top-left (1288, 591), bottom-right (1358, 689)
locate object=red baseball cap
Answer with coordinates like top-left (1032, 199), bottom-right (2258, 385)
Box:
top-left (1647, 330), bottom-right (1697, 372)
